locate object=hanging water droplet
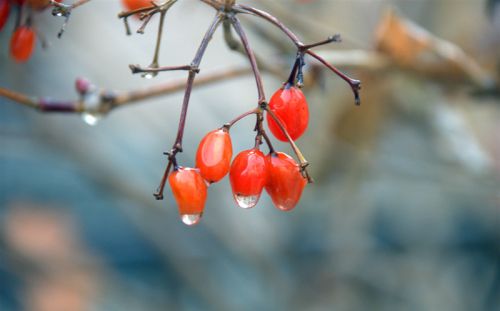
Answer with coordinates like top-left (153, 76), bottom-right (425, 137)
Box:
top-left (142, 72), bottom-right (157, 79)
top-left (81, 112), bottom-right (101, 126)
top-left (181, 213), bottom-right (202, 226)
top-left (274, 202), bottom-right (295, 212)
top-left (234, 194), bottom-right (259, 209)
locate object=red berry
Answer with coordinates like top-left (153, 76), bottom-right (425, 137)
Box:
top-left (196, 128), bottom-right (233, 183)
top-left (121, 0), bottom-right (151, 11)
top-left (169, 167), bottom-right (207, 226)
top-left (265, 152), bottom-right (307, 211)
top-left (0, 0), bottom-right (10, 31)
top-left (229, 148), bottom-right (268, 208)
top-left (10, 26), bottom-right (35, 62)
top-left (266, 86), bottom-right (309, 142)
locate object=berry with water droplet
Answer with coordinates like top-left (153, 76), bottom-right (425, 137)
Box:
top-left (169, 167), bottom-right (207, 226)
top-left (10, 26), bottom-right (36, 62)
top-left (266, 85), bottom-right (309, 141)
top-left (265, 152), bottom-right (307, 211)
top-left (196, 128), bottom-right (233, 183)
top-left (229, 148), bottom-right (267, 209)
top-left (0, 0), bottom-right (10, 32)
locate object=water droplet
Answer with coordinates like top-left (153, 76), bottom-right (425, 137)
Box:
top-left (181, 213), bottom-right (202, 226)
top-left (234, 194), bottom-right (259, 209)
top-left (81, 112), bottom-right (101, 126)
top-left (274, 203), bottom-right (295, 212)
top-left (142, 72), bottom-right (157, 79)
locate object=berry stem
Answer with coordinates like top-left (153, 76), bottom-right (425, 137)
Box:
top-left (264, 107), bottom-right (313, 183)
top-left (224, 107), bottom-right (259, 129)
top-left (154, 12), bottom-right (223, 200)
top-left (129, 64), bottom-right (197, 74)
top-left (229, 16), bottom-right (266, 104)
top-left (306, 50), bottom-right (361, 105)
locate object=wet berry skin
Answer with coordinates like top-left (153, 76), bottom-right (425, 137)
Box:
top-left (10, 26), bottom-right (35, 62)
top-left (196, 128), bottom-right (233, 183)
top-left (265, 152), bottom-right (307, 211)
top-left (169, 167), bottom-right (207, 218)
top-left (0, 0), bottom-right (10, 32)
top-left (266, 86), bottom-right (309, 142)
top-left (229, 148), bottom-right (268, 208)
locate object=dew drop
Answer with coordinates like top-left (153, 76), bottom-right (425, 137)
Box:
top-left (181, 213), bottom-right (202, 226)
top-left (81, 112), bottom-right (101, 126)
top-left (142, 72), bottom-right (157, 79)
top-left (234, 194), bottom-right (259, 209)
top-left (274, 203), bottom-right (295, 212)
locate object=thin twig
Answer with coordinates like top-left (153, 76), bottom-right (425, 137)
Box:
top-left (154, 13), bottom-right (223, 200)
top-left (230, 16), bottom-right (265, 104)
top-left (0, 67), bottom-right (251, 112)
top-left (235, 3), bottom-right (361, 105)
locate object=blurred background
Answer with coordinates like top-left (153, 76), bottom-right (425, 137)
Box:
top-left (1, 0), bottom-right (499, 310)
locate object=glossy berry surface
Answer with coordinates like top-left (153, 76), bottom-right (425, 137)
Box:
top-left (10, 26), bottom-right (35, 62)
top-left (121, 0), bottom-right (151, 11)
top-left (0, 0), bottom-right (9, 31)
top-left (265, 152), bottom-right (307, 211)
top-left (196, 128), bottom-right (233, 183)
top-left (168, 167), bottom-right (207, 226)
top-left (229, 148), bottom-right (268, 209)
top-left (266, 86), bottom-right (309, 142)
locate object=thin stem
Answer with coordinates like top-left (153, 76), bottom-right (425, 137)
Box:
top-left (236, 3), bottom-right (361, 105)
top-left (230, 16), bottom-right (265, 104)
top-left (154, 13), bottom-right (223, 200)
top-left (306, 50), bottom-right (361, 105)
top-left (301, 34), bottom-right (341, 50)
top-left (0, 67), bottom-right (251, 113)
top-left (235, 4), bottom-right (303, 46)
top-left (0, 88), bottom-right (38, 109)
top-left (223, 18), bottom-right (283, 77)
top-left (71, 0), bottom-right (91, 9)
top-left (223, 107), bottom-right (259, 129)
top-left (260, 128), bottom-right (275, 154)
top-left (114, 67), bottom-right (249, 107)
top-left (137, 12), bottom-right (155, 34)
top-left (129, 64), bottom-right (196, 74)
top-left (265, 107), bottom-right (313, 183)
top-left (149, 8), bottom-right (167, 66)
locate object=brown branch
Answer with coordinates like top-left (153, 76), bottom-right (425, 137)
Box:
top-left (0, 66), bottom-right (250, 113)
top-left (235, 3), bottom-right (361, 105)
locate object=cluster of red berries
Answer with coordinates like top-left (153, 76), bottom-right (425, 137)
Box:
top-left (169, 84), bottom-right (310, 226)
top-left (1, 0), bottom-right (61, 62)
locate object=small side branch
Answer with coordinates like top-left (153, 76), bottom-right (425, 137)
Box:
top-left (235, 3), bottom-right (361, 105)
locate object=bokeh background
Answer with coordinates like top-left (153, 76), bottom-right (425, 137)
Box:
top-left (1, 0), bottom-right (499, 310)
